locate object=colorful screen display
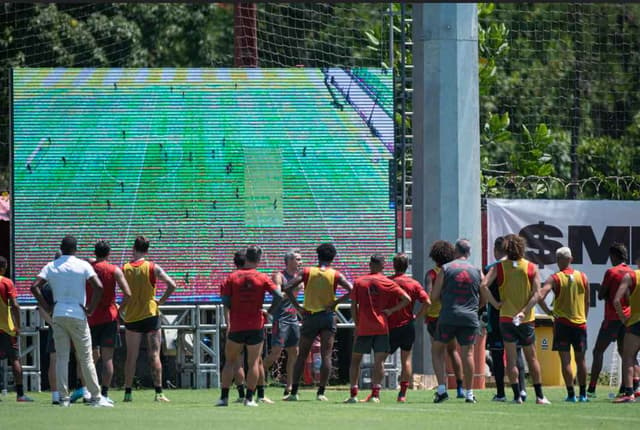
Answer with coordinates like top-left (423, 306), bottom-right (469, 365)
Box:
top-left (12, 68), bottom-right (394, 302)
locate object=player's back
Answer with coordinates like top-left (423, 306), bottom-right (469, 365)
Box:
top-left (498, 258), bottom-right (536, 322)
top-left (302, 266), bottom-right (338, 313)
top-left (552, 268), bottom-right (587, 325)
top-left (123, 259), bottom-right (156, 323)
top-left (0, 276), bottom-right (16, 334)
top-left (223, 268), bottom-right (274, 332)
top-left (603, 263), bottom-right (634, 320)
top-left (353, 273), bottom-right (401, 336)
top-left (439, 259), bottom-right (481, 327)
top-left (388, 274), bottom-right (426, 329)
top-left (88, 260), bottom-right (118, 325)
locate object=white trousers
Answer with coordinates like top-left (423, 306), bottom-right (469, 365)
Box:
top-left (53, 316), bottom-right (100, 399)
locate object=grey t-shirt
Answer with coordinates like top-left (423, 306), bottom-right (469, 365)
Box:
top-left (438, 259), bottom-right (481, 328)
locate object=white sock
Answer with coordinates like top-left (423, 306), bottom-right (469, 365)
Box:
top-left (437, 384), bottom-right (446, 395)
top-left (466, 389), bottom-right (474, 399)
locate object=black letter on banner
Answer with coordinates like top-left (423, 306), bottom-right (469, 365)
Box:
top-left (568, 226), bottom-right (629, 265)
top-left (590, 283), bottom-right (599, 308)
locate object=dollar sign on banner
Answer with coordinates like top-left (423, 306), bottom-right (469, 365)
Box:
top-left (519, 221), bottom-right (564, 268)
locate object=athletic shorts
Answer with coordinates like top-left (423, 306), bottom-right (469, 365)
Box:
top-left (0, 332), bottom-right (18, 361)
top-left (595, 319), bottom-right (626, 345)
top-left (271, 320), bottom-right (300, 348)
top-left (627, 321), bottom-right (640, 337)
top-left (500, 321), bottom-right (535, 346)
top-left (389, 320), bottom-right (415, 353)
top-left (353, 334), bottom-right (390, 354)
top-left (46, 327), bottom-right (56, 354)
top-left (434, 323), bottom-right (477, 346)
top-left (300, 311), bottom-right (336, 339)
top-left (228, 329), bottom-right (264, 346)
top-left (91, 320), bottom-right (119, 348)
top-left (553, 322), bottom-right (587, 352)
top-left (125, 315), bottom-right (161, 334)
top-left (426, 318), bottom-right (438, 338)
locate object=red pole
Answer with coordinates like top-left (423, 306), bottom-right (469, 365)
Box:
top-left (234, 3), bottom-right (258, 67)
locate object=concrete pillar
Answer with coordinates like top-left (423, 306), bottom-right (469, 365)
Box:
top-left (411, 3), bottom-right (481, 374)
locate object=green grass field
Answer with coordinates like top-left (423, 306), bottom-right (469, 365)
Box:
top-left (1, 388), bottom-right (638, 430)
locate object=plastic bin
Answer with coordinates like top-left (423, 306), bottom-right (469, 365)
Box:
top-left (535, 315), bottom-right (575, 386)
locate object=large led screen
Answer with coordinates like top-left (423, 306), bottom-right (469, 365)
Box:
top-left (12, 68), bottom-right (394, 302)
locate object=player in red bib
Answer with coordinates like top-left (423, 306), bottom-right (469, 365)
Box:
top-left (86, 240), bottom-right (131, 403)
top-left (388, 253), bottom-right (430, 402)
top-left (217, 246), bottom-right (283, 407)
top-left (588, 243), bottom-right (638, 397)
top-left (345, 255), bottom-right (410, 404)
top-left (613, 265), bottom-right (640, 402)
top-left (0, 256), bottom-right (33, 402)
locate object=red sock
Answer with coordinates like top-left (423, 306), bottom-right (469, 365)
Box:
top-left (400, 381), bottom-right (409, 396)
top-left (372, 384), bottom-right (381, 398)
top-left (350, 385), bottom-right (358, 398)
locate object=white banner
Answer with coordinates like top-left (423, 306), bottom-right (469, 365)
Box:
top-left (488, 198), bottom-right (640, 369)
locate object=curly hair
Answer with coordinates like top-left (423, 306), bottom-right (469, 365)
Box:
top-left (502, 234), bottom-right (526, 260)
top-left (428, 240), bottom-right (456, 267)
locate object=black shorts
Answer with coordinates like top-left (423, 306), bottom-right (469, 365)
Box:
top-left (125, 316), bottom-right (161, 334)
top-left (553, 322), bottom-right (587, 352)
top-left (353, 334), bottom-right (390, 354)
top-left (91, 320), bottom-right (119, 348)
top-left (389, 321), bottom-right (415, 353)
top-left (0, 332), bottom-right (18, 361)
top-left (595, 319), bottom-right (626, 346)
top-left (271, 320), bottom-right (300, 348)
top-left (500, 321), bottom-right (535, 346)
top-left (434, 323), bottom-right (477, 346)
top-left (300, 311), bottom-right (336, 339)
top-left (426, 318), bottom-right (438, 338)
top-left (228, 329), bottom-right (264, 346)
top-left (627, 321), bottom-right (640, 337)
top-left (46, 327), bottom-right (56, 354)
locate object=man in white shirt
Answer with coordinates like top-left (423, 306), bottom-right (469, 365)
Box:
top-left (31, 235), bottom-right (113, 407)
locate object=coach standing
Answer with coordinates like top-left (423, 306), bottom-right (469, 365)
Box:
top-left (31, 235), bottom-right (113, 407)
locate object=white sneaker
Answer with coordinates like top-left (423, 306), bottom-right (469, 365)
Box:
top-left (244, 399), bottom-right (259, 407)
top-left (215, 398), bottom-right (229, 407)
top-left (92, 396), bottom-right (114, 408)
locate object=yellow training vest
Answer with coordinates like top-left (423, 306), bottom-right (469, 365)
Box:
top-left (499, 259), bottom-right (535, 323)
top-left (627, 270), bottom-right (640, 327)
top-left (552, 269), bottom-right (587, 325)
top-left (303, 267), bottom-right (337, 313)
top-left (426, 267), bottom-right (442, 319)
top-left (123, 260), bottom-right (158, 323)
top-left (0, 276), bottom-right (15, 335)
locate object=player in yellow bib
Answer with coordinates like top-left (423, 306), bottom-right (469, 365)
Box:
top-left (539, 247), bottom-right (589, 402)
top-left (283, 243), bottom-right (353, 401)
top-left (613, 265), bottom-right (640, 402)
top-left (482, 234), bottom-right (550, 404)
top-left (121, 236), bottom-right (176, 403)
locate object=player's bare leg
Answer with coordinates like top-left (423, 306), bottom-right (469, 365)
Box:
top-left (218, 340), bottom-right (245, 406)
top-left (446, 341), bottom-right (464, 398)
top-left (285, 346), bottom-right (299, 394)
top-left (397, 349), bottom-right (412, 402)
top-left (432, 340), bottom-right (449, 402)
top-left (522, 344), bottom-right (548, 404)
top-left (285, 335), bottom-right (312, 400)
top-left (100, 346), bottom-right (115, 401)
top-left (614, 334), bottom-right (640, 403)
top-left (244, 343), bottom-right (263, 406)
top-left (147, 330), bottom-right (168, 402)
top-left (346, 352), bottom-right (364, 403)
top-left (367, 351), bottom-right (388, 403)
top-left (461, 344), bottom-right (476, 402)
top-left (123, 330), bottom-right (142, 402)
top-left (316, 329), bottom-right (334, 400)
